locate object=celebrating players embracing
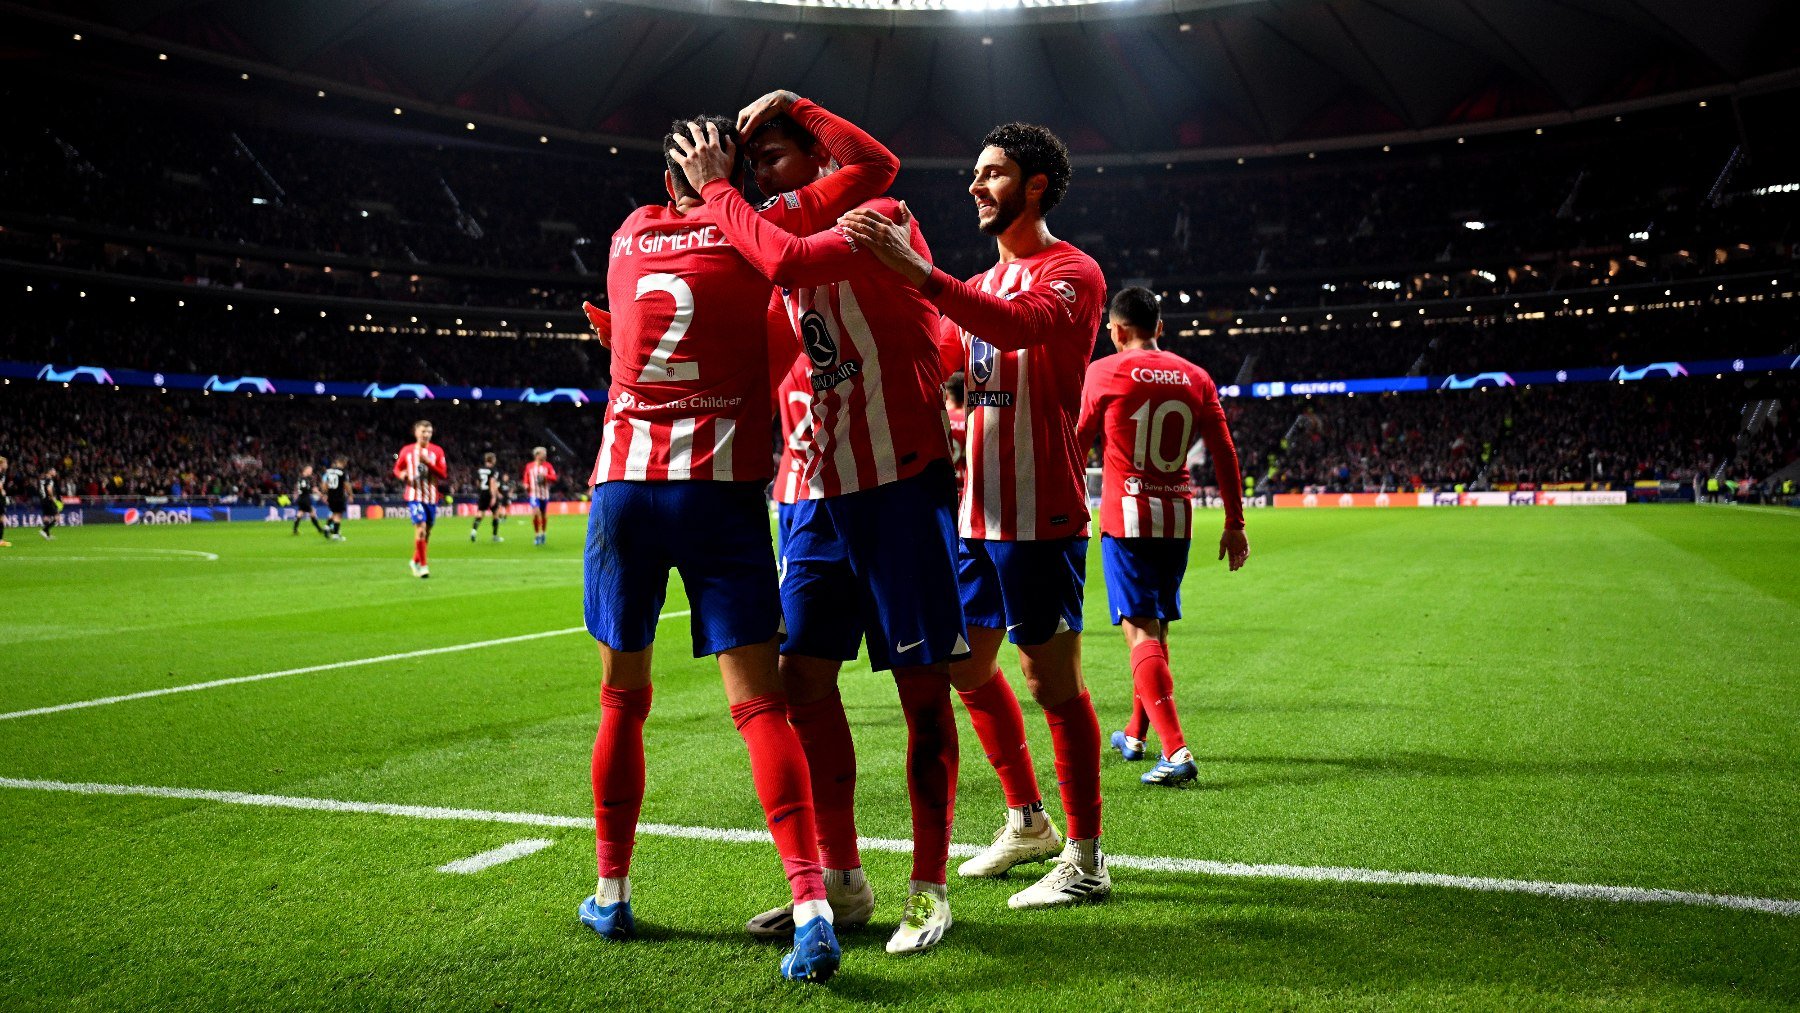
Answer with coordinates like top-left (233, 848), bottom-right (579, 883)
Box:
top-left (580, 115), bottom-right (839, 984)
top-left (673, 96), bottom-right (966, 954)
top-left (843, 122), bottom-right (1113, 909)
top-left (1075, 287), bottom-right (1249, 787)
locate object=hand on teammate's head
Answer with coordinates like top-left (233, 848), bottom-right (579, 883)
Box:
top-left (670, 119), bottom-right (738, 193)
top-left (736, 89), bottom-right (800, 137)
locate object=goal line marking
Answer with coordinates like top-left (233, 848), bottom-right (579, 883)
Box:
top-left (0, 776), bottom-right (1792, 917)
top-left (0, 612), bottom-right (690, 723)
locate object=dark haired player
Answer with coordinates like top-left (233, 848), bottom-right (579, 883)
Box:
top-left (1076, 287), bottom-right (1249, 787)
top-left (580, 115), bottom-right (839, 984)
top-left (393, 420), bottom-right (447, 578)
top-left (291, 466), bottom-right (329, 539)
top-left (676, 108), bottom-right (966, 954)
top-left (943, 372), bottom-right (968, 497)
top-left (523, 447), bottom-right (559, 546)
top-left (322, 457), bottom-right (350, 541)
top-left (843, 122), bottom-right (1111, 909)
top-left (471, 452), bottom-right (503, 543)
top-left (38, 467), bottom-right (60, 540)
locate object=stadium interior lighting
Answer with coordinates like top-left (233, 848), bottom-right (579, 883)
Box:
top-left (157, 53), bottom-right (168, 61)
top-left (1178, 292), bottom-right (1191, 304)
top-left (729, 0), bottom-right (1130, 7)
top-left (251, 197), bottom-right (268, 205)
top-left (316, 90), bottom-right (325, 98)
top-left (393, 107), bottom-right (403, 115)
top-left (465, 122), bottom-right (476, 130)
top-left (72, 33), bottom-right (81, 41)
top-left (1463, 221), bottom-right (1486, 231)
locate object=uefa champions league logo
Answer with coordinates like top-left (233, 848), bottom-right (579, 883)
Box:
top-left (37, 365), bottom-right (114, 385)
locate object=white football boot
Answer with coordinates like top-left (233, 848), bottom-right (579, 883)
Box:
top-left (956, 803), bottom-right (1062, 878)
top-left (884, 883), bottom-right (951, 955)
top-left (746, 867), bottom-right (874, 939)
top-left (1007, 838), bottom-right (1111, 909)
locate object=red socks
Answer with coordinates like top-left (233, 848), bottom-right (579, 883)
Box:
top-left (1129, 640), bottom-right (1186, 756)
top-left (786, 693), bottom-right (861, 871)
top-left (1125, 693), bottom-right (1150, 743)
top-left (730, 693), bottom-right (827, 904)
top-left (1044, 690), bottom-right (1102, 841)
top-left (412, 535), bottom-right (428, 565)
top-left (592, 684), bottom-right (652, 879)
top-left (957, 668), bottom-right (1041, 809)
top-left (894, 673), bottom-right (959, 885)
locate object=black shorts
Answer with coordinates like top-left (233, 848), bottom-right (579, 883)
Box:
top-left (327, 495), bottom-right (348, 515)
top-left (41, 499), bottom-right (59, 516)
top-left (296, 495), bottom-right (315, 512)
top-left (478, 492), bottom-right (495, 512)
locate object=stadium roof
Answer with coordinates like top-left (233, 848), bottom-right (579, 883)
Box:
top-left (10, 0), bottom-right (1799, 164)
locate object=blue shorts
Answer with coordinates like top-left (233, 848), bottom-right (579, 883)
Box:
top-left (529, 497), bottom-right (549, 513)
top-left (585, 480), bottom-right (780, 657)
top-left (780, 461), bottom-right (967, 672)
top-left (958, 536), bottom-right (1088, 646)
top-left (775, 502), bottom-right (801, 555)
top-left (1100, 535), bottom-right (1188, 625)
top-left (407, 501), bottom-right (437, 527)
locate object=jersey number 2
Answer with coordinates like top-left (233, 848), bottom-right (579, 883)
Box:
top-left (636, 273), bottom-right (697, 382)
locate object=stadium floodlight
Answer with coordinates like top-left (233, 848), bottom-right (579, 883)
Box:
top-left (1464, 220), bottom-right (1486, 231)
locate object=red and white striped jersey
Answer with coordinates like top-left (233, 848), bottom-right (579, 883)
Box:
top-left (391, 442), bottom-right (447, 504)
top-left (522, 460), bottom-right (559, 499)
top-left (773, 356), bottom-right (816, 505)
top-left (591, 202), bottom-right (782, 485)
top-left (1076, 348), bottom-right (1245, 539)
top-left (925, 242), bottom-right (1105, 541)
top-left (701, 184), bottom-right (950, 500)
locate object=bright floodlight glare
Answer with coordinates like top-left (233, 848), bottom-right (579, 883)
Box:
top-left (1464, 220), bottom-right (1487, 231)
top-left (733, 0), bottom-right (1127, 7)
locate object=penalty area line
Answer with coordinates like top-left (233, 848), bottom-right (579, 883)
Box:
top-left (0, 611), bottom-right (691, 723)
top-left (0, 776), bottom-right (1793, 918)
top-left (438, 838), bottom-right (556, 874)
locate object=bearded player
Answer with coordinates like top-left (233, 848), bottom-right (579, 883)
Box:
top-left (842, 123), bottom-right (1111, 909)
top-left (579, 115), bottom-right (839, 984)
top-left (675, 111), bottom-right (966, 954)
top-left (1075, 287), bottom-right (1249, 787)
top-left (392, 420), bottom-right (447, 578)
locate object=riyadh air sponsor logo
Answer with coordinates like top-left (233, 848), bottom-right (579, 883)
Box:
top-left (205, 375), bottom-right (277, 394)
top-left (970, 338), bottom-right (998, 384)
top-left (363, 383), bottom-right (435, 400)
top-left (37, 365), bottom-right (114, 385)
top-left (1440, 372), bottom-right (1516, 390)
top-left (520, 388), bottom-right (590, 405)
top-left (1609, 363), bottom-right (1689, 382)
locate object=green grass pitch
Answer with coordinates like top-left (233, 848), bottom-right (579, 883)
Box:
top-left (0, 506), bottom-right (1796, 1010)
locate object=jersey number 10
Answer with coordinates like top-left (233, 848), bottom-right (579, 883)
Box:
top-left (1127, 400), bottom-right (1195, 472)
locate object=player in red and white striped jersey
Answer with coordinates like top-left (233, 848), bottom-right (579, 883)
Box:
top-left (943, 372), bottom-right (968, 497)
top-left (522, 448), bottom-right (559, 546)
top-left (1075, 287), bottom-right (1249, 788)
top-left (390, 419), bottom-right (447, 579)
top-left (677, 111), bottom-right (965, 955)
top-left (842, 122), bottom-right (1110, 911)
top-left (580, 116), bottom-right (840, 984)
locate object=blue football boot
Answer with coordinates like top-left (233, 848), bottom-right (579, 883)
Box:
top-left (578, 895), bottom-right (636, 941)
top-left (1140, 750), bottom-right (1198, 787)
top-left (1110, 730), bottom-right (1146, 762)
top-left (779, 916), bottom-right (842, 983)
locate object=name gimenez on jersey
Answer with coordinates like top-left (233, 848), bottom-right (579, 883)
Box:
top-left (610, 226), bottom-right (733, 258)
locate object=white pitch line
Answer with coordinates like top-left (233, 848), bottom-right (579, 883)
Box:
top-left (0, 611), bottom-right (691, 723)
top-left (1, 776), bottom-right (1793, 918)
top-left (438, 838), bottom-right (556, 874)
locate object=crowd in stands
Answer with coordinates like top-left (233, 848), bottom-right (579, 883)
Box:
top-left (1, 385), bottom-right (581, 502)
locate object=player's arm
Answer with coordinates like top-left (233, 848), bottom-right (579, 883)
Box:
top-left (838, 205), bottom-right (1095, 352)
top-left (429, 448), bottom-right (448, 480)
top-left (1073, 361), bottom-right (1108, 453)
top-left (1192, 379), bottom-right (1249, 569)
top-left (390, 452), bottom-right (406, 480)
top-left (738, 92), bottom-right (899, 222)
top-left (582, 301), bottom-right (612, 349)
top-left (699, 179), bottom-right (882, 289)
